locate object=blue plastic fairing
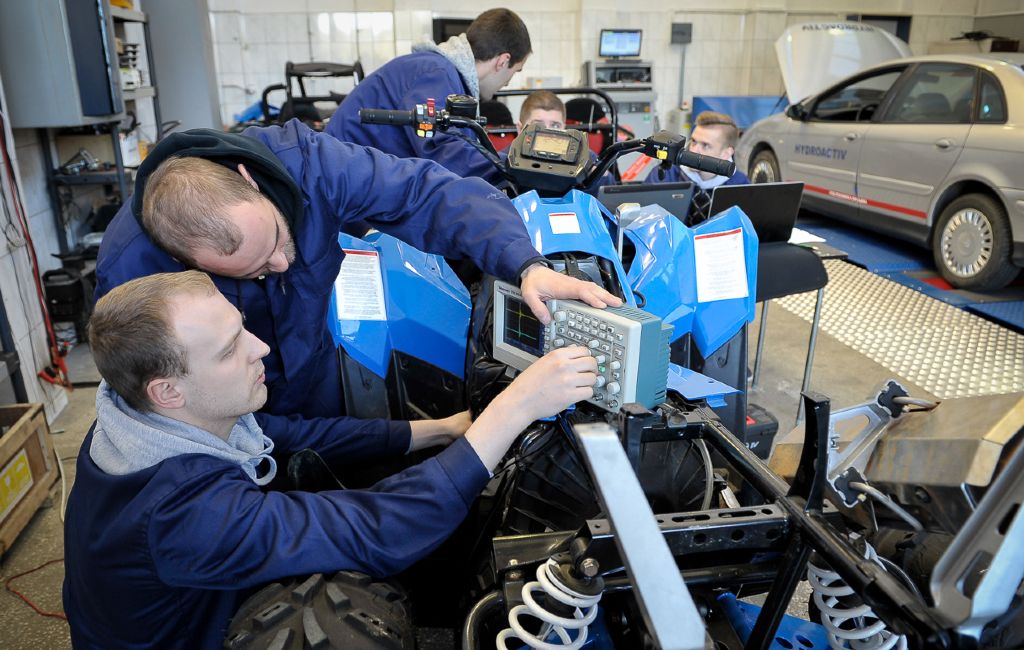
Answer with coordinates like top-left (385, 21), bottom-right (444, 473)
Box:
top-left (690, 206), bottom-right (758, 355)
top-left (328, 232), bottom-right (471, 379)
top-left (514, 190), bottom-right (636, 308)
top-left (625, 205), bottom-right (757, 357)
top-left (665, 363), bottom-right (739, 409)
top-left (622, 205), bottom-right (698, 342)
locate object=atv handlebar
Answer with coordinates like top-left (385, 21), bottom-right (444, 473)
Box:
top-left (359, 97), bottom-right (736, 193)
top-left (358, 108), bottom-right (418, 126)
top-left (676, 150), bottom-right (736, 178)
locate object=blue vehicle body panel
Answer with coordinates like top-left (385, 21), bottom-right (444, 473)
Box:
top-left (623, 205), bottom-right (698, 342)
top-left (666, 363), bottom-right (739, 409)
top-left (515, 190), bottom-right (637, 308)
top-left (691, 207), bottom-right (759, 355)
top-left (717, 593), bottom-right (829, 649)
top-left (328, 232), bottom-right (471, 379)
top-left (625, 205), bottom-right (757, 356)
top-left (330, 193), bottom-right (756, 394)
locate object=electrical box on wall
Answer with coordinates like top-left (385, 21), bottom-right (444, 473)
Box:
top-left (0, 0), bottom-right (124, 128)
top-left (671, 23), bottom-right (693, 45)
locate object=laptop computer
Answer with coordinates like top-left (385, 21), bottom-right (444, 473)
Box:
top-left (709, 182), bottom-right (805, 243)
top-left (597, 182), bottom-right (695, 223)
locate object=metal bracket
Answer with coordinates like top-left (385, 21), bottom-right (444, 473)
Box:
top-left (929, 428), bottom-right (1024, 638)
top-left (826, 380), bottom-right (909, 507)
top-left (788, 392), bottom-right (830, 512)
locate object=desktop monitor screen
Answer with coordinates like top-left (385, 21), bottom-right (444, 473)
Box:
top-left (599, 29), bottom-right (642, 58)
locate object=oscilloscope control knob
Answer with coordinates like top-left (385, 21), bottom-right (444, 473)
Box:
top-left (594, 376), bottom-right (606, 388)
top-left (553, 338), bottom-right (565, 348)
top-left (554, 310), bottom-right (567, 322)
top-left (606, 381), bottom-right (621, 395)
top-left (587, 339), bottom-right (600, 349)
top-left (609, 361), bottom-right (621, 371)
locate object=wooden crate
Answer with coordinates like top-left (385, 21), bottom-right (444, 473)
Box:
top-left (0, 404), bottom-right (59, 555)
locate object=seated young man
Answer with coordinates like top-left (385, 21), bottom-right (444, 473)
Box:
top-left (647, 110), bottom-right (749, 189)
top-left (63, 271), bottom-right (597, 649)
top-left (517, 90), bottom-right (566, 131)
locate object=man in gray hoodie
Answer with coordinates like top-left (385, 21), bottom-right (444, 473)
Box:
top-left (328, 8), bottom-right (531, 184)
top-left (63, 270), bottom-right (596, 648)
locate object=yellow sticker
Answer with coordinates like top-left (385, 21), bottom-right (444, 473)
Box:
top-left (0, 449), bottom-right (34, 521)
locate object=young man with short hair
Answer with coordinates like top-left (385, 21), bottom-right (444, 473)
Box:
top-left (648, 111), bottom-right (749, 188)
top-left (518, 90), bottom-right (566, 131)
top-left (328, 8), bottom-right (531, 183)
top-left (64, 271), bottom-right (597, 649)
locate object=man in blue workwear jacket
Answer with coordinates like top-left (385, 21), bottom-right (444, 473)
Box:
top-left (64, 271), bottom-right (598, 649)
top-left (328, 8), bottom-right (530, 185)
top-left (94, 119), bottom-right (619, 419)
top-left (646, 111), bottom-right (749, 188)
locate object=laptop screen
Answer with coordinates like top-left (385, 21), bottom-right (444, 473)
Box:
top-left (597, 182), bottom-right (695, 223)
top-left (709, 182), bottom-right (805, 243)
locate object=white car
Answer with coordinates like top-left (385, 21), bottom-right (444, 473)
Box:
top-left (737, 24), bottom-right (1024, 290)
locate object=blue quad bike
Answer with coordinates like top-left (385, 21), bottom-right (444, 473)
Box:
top-left (224, 95), bottom-right (1024, 650)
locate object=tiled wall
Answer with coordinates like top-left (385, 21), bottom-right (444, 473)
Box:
top-left (976, 0), bottom-right (1024, 15)
top-left (0, 75), bottom-right (70, 421)
top-left (208, 1), bottom-right (981, 129)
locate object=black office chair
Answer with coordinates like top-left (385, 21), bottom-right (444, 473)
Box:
top-left (479, 100), bottom-right (517, 152)
top-left (751, 242), bottom-right (829, 423)
top-left (565, 98), bottom-right (613, 154)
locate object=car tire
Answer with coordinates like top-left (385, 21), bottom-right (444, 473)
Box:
top-left (933, 193), bottom-right (1018, 290)
top-left (749, 149), bottom-right (780, 184)
top-left (223, 572), bottom-right (414, 650)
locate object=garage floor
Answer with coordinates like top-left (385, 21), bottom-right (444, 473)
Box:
top-left (0, 258), bottom-right (1021, 649)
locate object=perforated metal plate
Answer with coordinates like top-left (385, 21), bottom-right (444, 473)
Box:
top-left (775, 261), bottom-right (1024, 399)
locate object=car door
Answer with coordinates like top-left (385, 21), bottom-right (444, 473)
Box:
top-left (789, 67), bottom-right (907, 218)
top-left (856, 62), bottom-right (975, 238)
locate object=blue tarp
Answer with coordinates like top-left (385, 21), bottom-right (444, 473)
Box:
top-left (692, 95), bottom-right (788, 129)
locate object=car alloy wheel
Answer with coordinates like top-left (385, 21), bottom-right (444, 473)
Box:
top-left (939, 207), bottom-right (994, 279)
top-left (749, 150), bottom-right (780, 184)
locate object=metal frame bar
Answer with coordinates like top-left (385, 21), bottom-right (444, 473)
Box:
top-left (574, 422), bottom-right (706, 649)
top-left (701, 400), bottom-right (952, 647)
top-left (929, 426), bottom-right (1024, 638)
top-left (482, 393), bottom-right (983, 649)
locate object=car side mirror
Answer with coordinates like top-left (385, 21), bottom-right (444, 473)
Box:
top-left (785, 104), bottom-right (807, 121)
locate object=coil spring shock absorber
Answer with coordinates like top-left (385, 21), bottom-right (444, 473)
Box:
top-left (496, 558), bottom-right (604, 650)
top-left (807, 543), bottom-right (908, 650)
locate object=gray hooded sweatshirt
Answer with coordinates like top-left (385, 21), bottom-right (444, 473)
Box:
top-left (412, 33), bottom-right (480, 99)
top-left (89, 381), bottom-right (278, 485)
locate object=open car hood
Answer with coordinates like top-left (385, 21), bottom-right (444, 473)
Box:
top-left (776, 22), bottom-right (913, 102)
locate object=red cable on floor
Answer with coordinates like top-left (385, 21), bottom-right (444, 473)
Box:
top-left (0, 110), bottom-right (72, 389)
top-left (4, 557), bottom-right (67, 621)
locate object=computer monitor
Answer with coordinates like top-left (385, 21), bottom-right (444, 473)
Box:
top-left (599, 29), bottom-right (642, 58)
top-left (597, 181), bottom-right (694, 223)
top-left (709, 182), bottom-right (805, 243)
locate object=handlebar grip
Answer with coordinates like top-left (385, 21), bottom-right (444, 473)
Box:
top-left (676, 151), bottom-right (736, 178)
top-left (359, 108), bottom-right (417, 125)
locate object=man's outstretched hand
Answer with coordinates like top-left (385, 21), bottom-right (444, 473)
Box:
top-left (519, 264), bottom-right (623, 324)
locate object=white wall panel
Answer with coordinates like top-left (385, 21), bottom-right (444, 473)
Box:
top-left (209, 1), bottom-right (992, 130)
